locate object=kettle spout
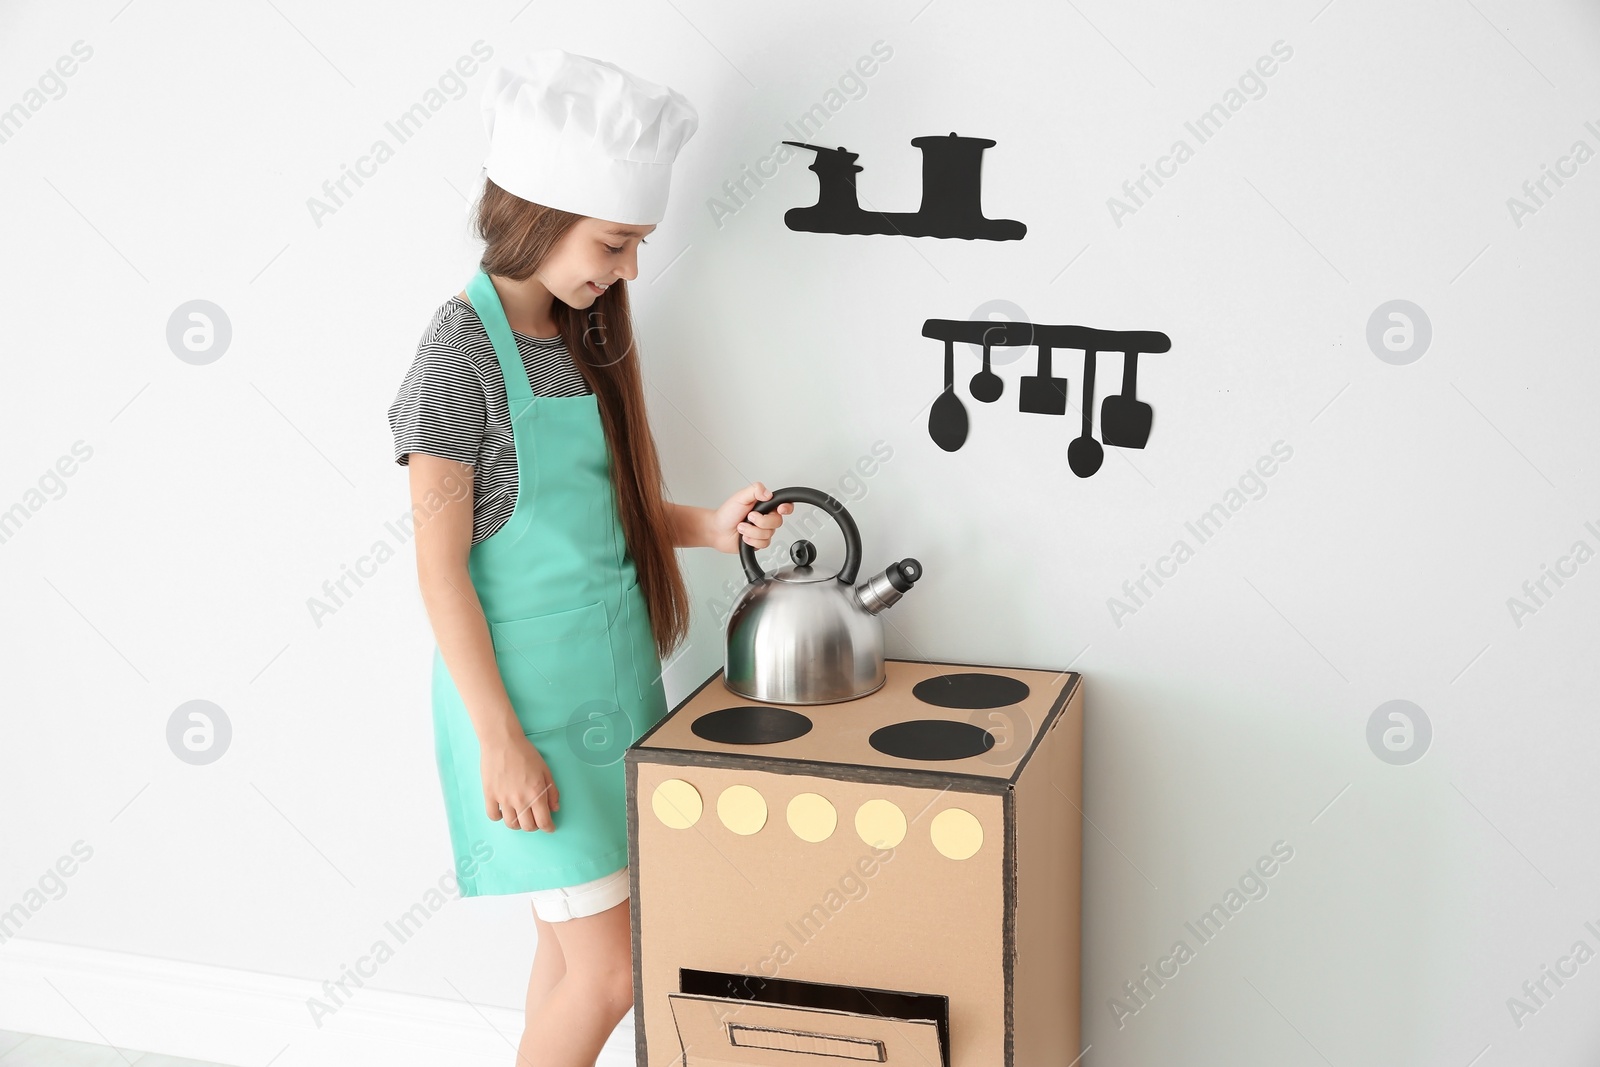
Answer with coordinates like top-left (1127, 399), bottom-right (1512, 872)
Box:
top-left (853, 558), bottom-right (922, 616)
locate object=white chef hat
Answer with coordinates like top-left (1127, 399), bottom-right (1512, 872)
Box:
top-left (479, 48), bottom-right (699, 226)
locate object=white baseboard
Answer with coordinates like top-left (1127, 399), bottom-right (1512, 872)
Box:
top-left (0, 936), bottom-right (637, 1067)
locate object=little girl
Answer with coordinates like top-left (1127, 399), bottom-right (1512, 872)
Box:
top-left (387, 49), bottom-right (791, 1065)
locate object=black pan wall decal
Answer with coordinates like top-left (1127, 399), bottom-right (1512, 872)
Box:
top-left (1101, 350), bottom-right (1153, 448)
top-left (922, 318), bottom-right (1173, 478)
top-left (783, 133), bottom-right (1026, 241)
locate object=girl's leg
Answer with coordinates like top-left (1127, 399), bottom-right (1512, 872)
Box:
top-left (526, 907), bottom-right (567, 1018)
top-left (514, 898), bottom-right (633, 1067)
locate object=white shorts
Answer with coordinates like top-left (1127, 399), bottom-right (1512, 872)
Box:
top-left (526, 865), bottom-right (629, 922)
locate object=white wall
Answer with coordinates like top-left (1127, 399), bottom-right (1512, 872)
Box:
top-left (3, 0), bottom-right (1598, 1063)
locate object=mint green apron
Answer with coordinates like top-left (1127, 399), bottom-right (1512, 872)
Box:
top-left (431, 268), bottom-right (668, 896)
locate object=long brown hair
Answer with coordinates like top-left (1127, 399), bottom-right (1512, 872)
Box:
top-left (473, 177), bottom-right (690, 660)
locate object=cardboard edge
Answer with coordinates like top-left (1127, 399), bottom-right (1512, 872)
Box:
top-left (629, 665), bottom-right (726, 755)
top-left (629, 748), bottom-right (1014, 794)
top-left (1010, 675), bottom-right (1085, 1067)
top-left (627, 756), bottom-right (646, 1067)
top-left (1006, 672), bottom-right (1080, 786)
top-left (626, 660), bottom-right (1080, 765)
top-left (1003, 783), bottom-right (1017, 1067)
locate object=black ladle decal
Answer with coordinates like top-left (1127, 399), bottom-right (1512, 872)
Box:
top-left (929, 335), bottom-right (969, 452)
top-left (1068, 349), bottom-right (1103, 477)
top-left (970, 339), bottom-right (1003, 403)
top-left (1101, 350), bottom-right (1152, 448)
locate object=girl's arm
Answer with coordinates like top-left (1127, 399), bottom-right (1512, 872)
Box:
top-left (671, 488), bottom-right (793, 553)
top-left (667, 502), bottom-right (714, 549)
top-left (409, 453), bottom-right (559, 832)
top-left (408, 454), bottom-right (525, 751)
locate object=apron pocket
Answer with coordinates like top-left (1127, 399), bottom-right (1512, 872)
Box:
top-left (488, 599), bottom-right (620, 737)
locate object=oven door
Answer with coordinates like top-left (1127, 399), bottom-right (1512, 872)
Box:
top-left (668, 991), bottom-right (945, 1066)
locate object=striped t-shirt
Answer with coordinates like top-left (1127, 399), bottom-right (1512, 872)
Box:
top-left (388, 295), bottom-right (592, 545)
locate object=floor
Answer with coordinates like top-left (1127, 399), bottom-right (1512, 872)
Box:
top-left (0, 1031), bottom-right (226, 1067)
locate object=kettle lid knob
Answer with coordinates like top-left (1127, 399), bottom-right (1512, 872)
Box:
top-left (790, 540), bottom-right (817, 567)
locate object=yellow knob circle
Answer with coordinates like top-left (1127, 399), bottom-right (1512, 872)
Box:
top-left (717, 784), bottom-right (768, 835)
top-left (652, 778), bottom-right (702, 829)
top-left (854, 798), bottom-right (907, 849)
top-left (787, 792), bottom-right (837, 842)
top-left (930, 807), bottom-right (983, 860)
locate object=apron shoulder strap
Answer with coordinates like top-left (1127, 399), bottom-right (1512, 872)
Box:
top-left (465, 269), bottom-right (533, 404)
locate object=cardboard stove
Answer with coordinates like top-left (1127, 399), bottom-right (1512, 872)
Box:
top-left (624, 658), bottom-right (1084, 1067)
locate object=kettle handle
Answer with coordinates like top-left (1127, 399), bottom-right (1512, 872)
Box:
top-left (739, 486), bottom-right (862, 586)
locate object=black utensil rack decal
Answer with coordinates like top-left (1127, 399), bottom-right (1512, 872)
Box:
top-left (923, 318), bottom-right (1172, 478)
top-left (783, 133), bottom-right (1025, 241)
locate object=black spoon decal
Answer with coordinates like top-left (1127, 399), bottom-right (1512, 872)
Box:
top-left (928, 335), bottom-right (969, 452)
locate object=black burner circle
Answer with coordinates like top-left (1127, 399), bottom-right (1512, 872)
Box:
top-left (870, 719), bottom-right (996, 762)
top-left (692, 706), bottom-right (813, 745)
top-left (912, 672), bottom-right (1030, 710)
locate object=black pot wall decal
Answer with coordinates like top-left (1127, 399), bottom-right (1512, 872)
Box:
top-left (922, 318), bottom-right (1172, 478)
top-left (784, 133), bottom-right (1026, 241)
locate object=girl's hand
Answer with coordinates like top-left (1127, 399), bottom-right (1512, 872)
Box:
top-left (710, 481), bottom-right (793, 554)
top-left (480, 733), bottom-right (561, 832)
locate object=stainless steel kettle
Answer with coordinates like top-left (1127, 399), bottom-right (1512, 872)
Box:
top-left (724, 486), bottom-right (922, 704)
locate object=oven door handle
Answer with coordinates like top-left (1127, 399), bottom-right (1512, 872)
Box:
top-left (728, 1020), bottom-right (886, 1061)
